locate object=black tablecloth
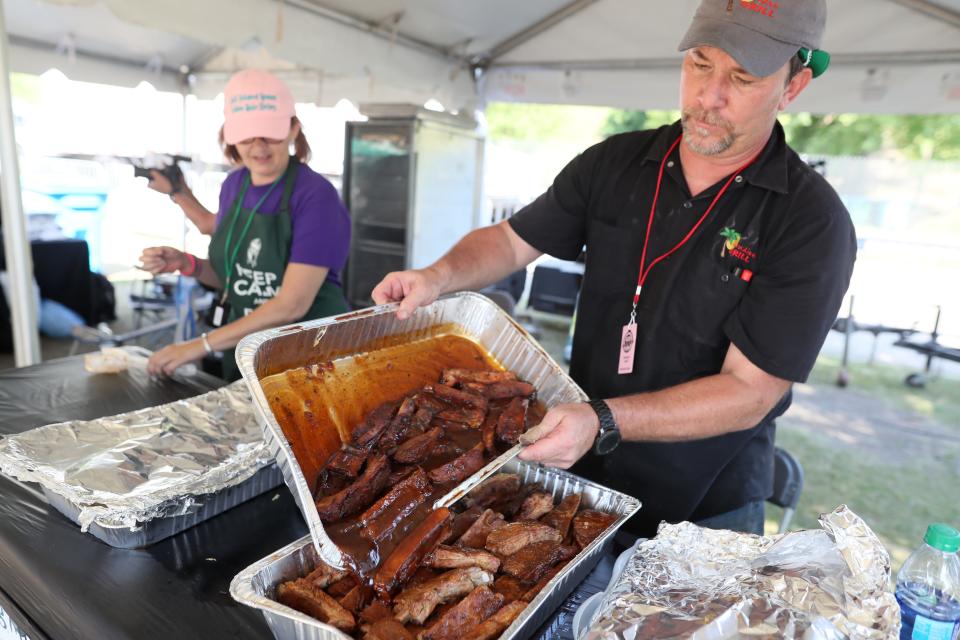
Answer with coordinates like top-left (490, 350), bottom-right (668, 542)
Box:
top-left (0, 356), bottom-right (308, 640)
top-left (0, 356), bottom-right (621, 640)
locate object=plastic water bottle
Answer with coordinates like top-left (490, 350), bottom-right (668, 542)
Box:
top-left (895, 523), bottom-right (960, 640)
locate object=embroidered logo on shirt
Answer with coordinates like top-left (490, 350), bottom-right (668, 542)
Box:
top-left (247, 238), bottom-right (262, 268)
top-left (719, 227), bottom-right (757, 264)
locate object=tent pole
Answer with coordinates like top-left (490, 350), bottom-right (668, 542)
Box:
top-left (0, 0), bottom-right (41, 367)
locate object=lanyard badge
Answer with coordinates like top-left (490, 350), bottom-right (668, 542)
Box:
top-left (618, 134), bottom-right (757, 375)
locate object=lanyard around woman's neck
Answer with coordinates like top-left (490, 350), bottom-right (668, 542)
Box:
top-left (222, 171), bottom-right (284, 286)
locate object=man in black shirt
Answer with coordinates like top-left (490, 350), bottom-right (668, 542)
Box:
top-left (372, 0), bottom-right (855, 537)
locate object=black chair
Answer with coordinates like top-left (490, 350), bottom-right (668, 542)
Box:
top-left (769, 447), bottom-right (804, 533)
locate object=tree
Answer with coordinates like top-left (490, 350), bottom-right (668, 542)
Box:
top-left (601, 109), bottom-right (960, 160)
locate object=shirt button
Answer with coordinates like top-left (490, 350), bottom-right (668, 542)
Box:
top-left (721, 274), bottom-right (730, 282)
top-left (683, 201), bottom-right (692, 209)
top-left (734, 175), bottom-right (744, 183)
top-left (667, 160), bottom-right (675, 168)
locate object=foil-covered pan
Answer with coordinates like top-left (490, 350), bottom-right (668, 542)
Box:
top-left (235, 291), bottom-right (591, 569)
top-left (41, 464), bottom-right (282, 548)
top-left (583, 505), bottom-right (899, 639)
top-left (0, 381), bottom-right (279, 548)
top-left (230, 458), bottom-right (641, 640)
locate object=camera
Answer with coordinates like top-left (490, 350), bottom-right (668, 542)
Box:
top-left (133, 153), bottom-right (190, 194)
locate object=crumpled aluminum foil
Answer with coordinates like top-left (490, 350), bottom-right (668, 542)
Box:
top-left (585, 505), bottom-right (900, 639)
top-left (0, 381), bottom-right (272, 531)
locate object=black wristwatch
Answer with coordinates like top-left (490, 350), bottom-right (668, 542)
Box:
top-left (588, 399), bottom-right (621, 455)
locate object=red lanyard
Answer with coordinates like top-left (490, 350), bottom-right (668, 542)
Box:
top-left (628, 134), bottom-right (758, 324)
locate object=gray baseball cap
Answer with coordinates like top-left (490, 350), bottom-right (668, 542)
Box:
top-left (678, 0), bottom-right (826, 78)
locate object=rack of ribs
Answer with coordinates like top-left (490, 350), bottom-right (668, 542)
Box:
top-left (484, 521), bottom-right (562, 557)
top-left (373, 507), bottom-right (453, 599)
top-left (427, 443), bottom-right (485, 484)
top-left (351, 399), bottom-right (400, 450)
top-left (457, 508), bottom-right (507, 549)
top-left (418, 585), bottom-right (504, 640)
top-left (463, 474), bottom-right (521, 509)
top-left (303, 562), bottom-right (349, 589)
top-left (324, 444), bottom-right (369, 478)
top-left (516, 491), bottom-right (555, 521)
top-left (392, 566), bottom-right (494, 624)
top-left (425, 545), bottom-right (501, 573)
top-left (460, 600), bottom-right (527, 640)
top-left (362, 618), bottom-right (414, 640)
top-left (393, 426), bottom-right (445, 465)
top-left (359, 468), bottom-right (432, 543)
top-left (315, 454), bottom-right (391, 522)
top-left (495, 397), bottom-right (528, 445)
top-left (375, 396), bottom-right (419, 452)
top-left (276, 578), bottom-right (356, 632)
top-left (461, 380), bottom-right (536, 400)
top-left (424, 383), bottom-right (489, 410)
top-left (501, 541), bottom-right (578, 583)
top-left (540, 493), bottom-right (581, 539)
top-left (572, 509), bottom-right (618, 548)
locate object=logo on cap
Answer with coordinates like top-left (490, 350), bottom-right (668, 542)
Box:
top-left (740, 0), bottom-right (778, 18)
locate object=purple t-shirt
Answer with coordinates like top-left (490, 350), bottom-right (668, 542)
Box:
top-left (216, 163), bottom-right (350, 286)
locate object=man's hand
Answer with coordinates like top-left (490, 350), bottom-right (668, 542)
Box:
top-left (371, 267), bottom-right (445, 320)
top-left (517, 402), bottom-right (600, 469)
top-left (139, 246), bottom-right (188, 275)
top-left (147, 340), bottom-right (204, 377)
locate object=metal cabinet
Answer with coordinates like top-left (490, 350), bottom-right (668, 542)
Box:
top-left (342, 106), bottom-right (484, 308)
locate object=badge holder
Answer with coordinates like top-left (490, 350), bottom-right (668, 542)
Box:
top-left (207, 292), bottom-right (231, 328)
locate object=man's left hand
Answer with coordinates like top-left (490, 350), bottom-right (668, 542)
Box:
top-left (517, 402), bottom-right (600, 469)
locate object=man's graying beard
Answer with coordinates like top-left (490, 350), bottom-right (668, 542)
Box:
top-left (681, 109), bottom-right (737, 155)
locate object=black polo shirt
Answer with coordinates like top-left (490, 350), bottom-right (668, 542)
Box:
top-left (509, 121), bottom-right (856, 537)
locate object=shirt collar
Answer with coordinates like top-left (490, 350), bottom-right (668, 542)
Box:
top-left (642, 120), bottom-right (790, 195)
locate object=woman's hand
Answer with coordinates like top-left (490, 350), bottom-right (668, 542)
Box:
top-left (146, 169), bottom-right (174, 195)
top-left (139, 246), bottom-right (188, 275)
top-left (147, 340), bottom-right (205, 377)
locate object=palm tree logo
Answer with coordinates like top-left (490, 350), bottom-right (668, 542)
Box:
top-left (719, 227), bottom-right (741, 257)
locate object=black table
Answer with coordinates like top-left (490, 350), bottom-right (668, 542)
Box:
top-left (0, 356), bottom-right (308, 640)
top-left (0, 356), bottom-right (621, 640)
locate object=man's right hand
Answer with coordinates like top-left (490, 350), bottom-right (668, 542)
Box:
top-left (371, 268), bottom-right (445, 320)
top-left (139, 246), bottom-right (188, 275)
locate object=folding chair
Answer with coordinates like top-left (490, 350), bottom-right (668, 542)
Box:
top-left (769, 447), bottom-right (805, 533)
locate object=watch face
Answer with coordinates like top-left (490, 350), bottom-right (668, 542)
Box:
top-left (595, 429), bottom-right (621, 455)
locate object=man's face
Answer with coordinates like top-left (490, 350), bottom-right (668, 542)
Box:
top-left (679, 46), bottom-right (801, 158)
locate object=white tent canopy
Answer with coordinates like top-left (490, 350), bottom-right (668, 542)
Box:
top-left (4, 0), bottom-right (960, 114)
top-left (2, 0), bottom-right (960, 366)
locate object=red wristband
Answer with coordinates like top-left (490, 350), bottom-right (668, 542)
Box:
top-left (181, 253), bottom-right (197, 276)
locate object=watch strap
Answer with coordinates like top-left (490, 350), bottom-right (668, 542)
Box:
top-left (588, 398), bottom-right (617, 434)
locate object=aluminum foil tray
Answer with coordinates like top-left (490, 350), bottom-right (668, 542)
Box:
top-left (235, 292), bottom-right (592, 568)
top-left (230, 458), bottom-right (641, 640)
top-left (0, 381), bottom-right (279, 548)
top-left (43, 463), bottom-right (283, 548)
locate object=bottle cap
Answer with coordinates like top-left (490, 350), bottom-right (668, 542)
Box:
top-left (924, 523), bottom-right (960, 553)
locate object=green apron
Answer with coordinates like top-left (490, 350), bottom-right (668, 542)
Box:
top-left (208, 157), bottom-right (348, 380)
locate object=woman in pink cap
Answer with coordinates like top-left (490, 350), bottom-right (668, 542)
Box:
top-left (139, 69), bottom-right (351, 380)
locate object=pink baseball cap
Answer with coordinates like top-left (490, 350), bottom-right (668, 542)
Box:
top-left (222, 69), bottom-right (295, 145)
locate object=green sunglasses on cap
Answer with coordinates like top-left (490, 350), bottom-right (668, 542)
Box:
top-left (798, 47), bottom-right (830, 78)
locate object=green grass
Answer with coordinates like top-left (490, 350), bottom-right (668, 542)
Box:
top-left (809, 355), bottom-right (960, 429)
top-left (766, 416), bottom-right (960, 571)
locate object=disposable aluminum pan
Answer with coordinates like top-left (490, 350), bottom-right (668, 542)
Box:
top-left (42, 463), bottom-right (283, 549)
top-left (230, 458), bottom-right (641, 640)
top-left (235, 292), bottom-right (594, 569)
